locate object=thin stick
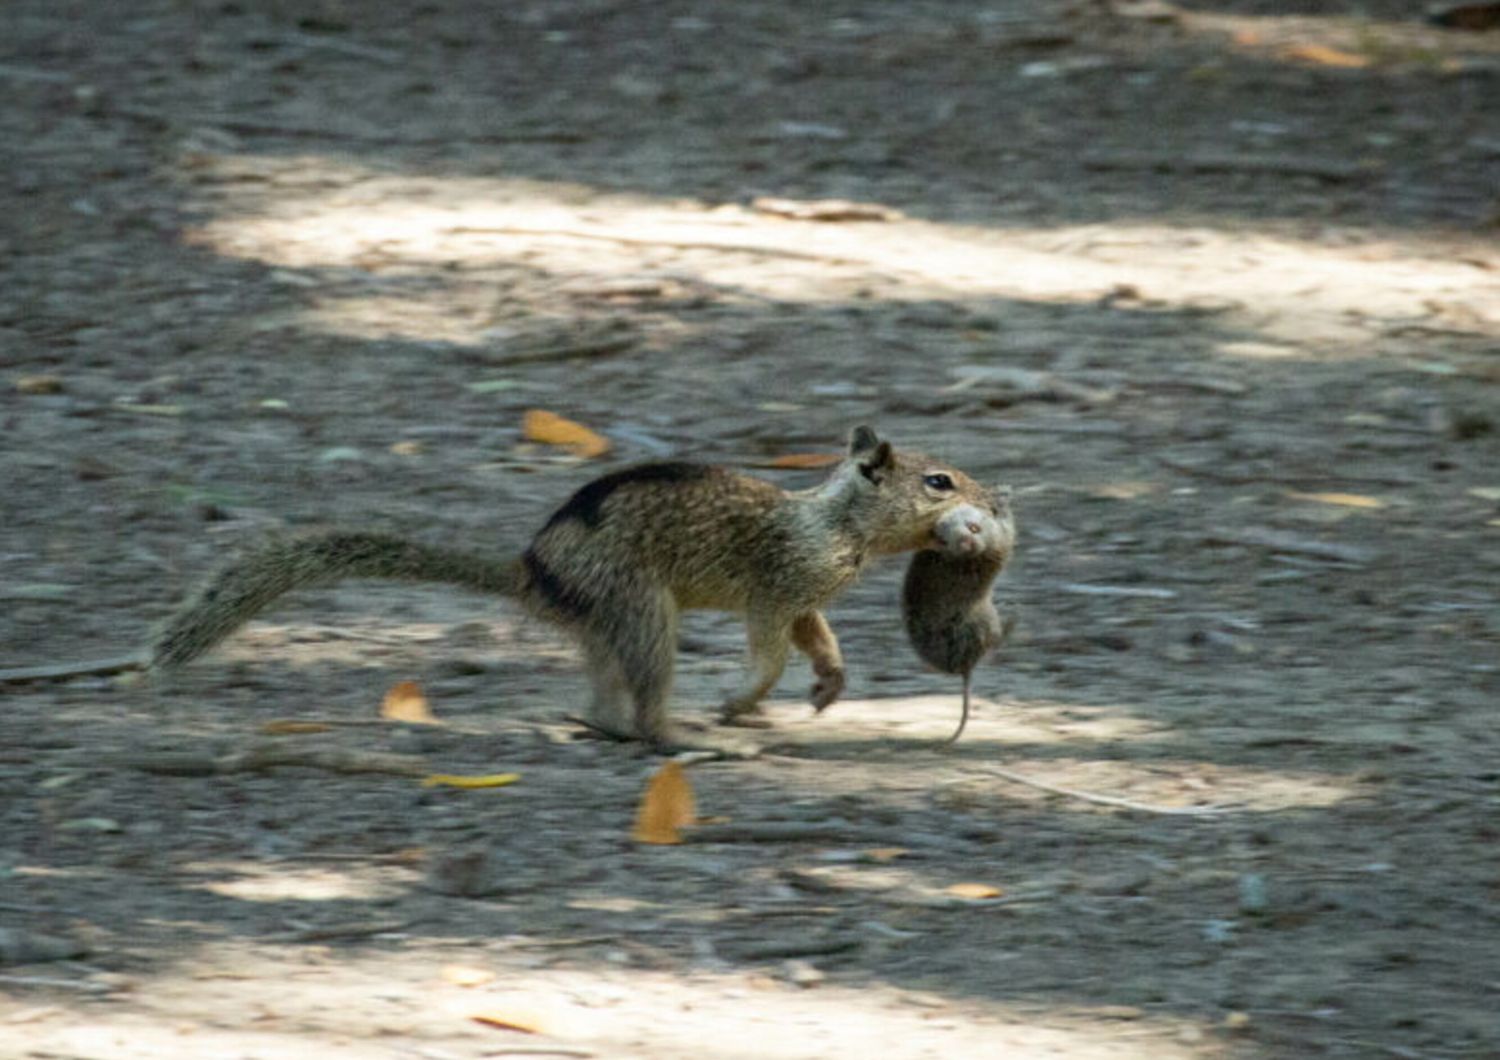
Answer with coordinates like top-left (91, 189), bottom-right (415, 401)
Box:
top-left (458, 335), bottom-right (637, 368)
top-left (1081, 150), bottom-right (1370, 183)
top-left (0, 654), bottom-right (146, 685)
top-left (115, 106), bottom-right (585, 145)
top-left (972, 766), bottom-right (1232, 817)
top-left (0, 974), bottom-right (111, 994)
top-left (444, 225), bottom-right (874, 268)
top-left (103, 747), bottom-right (431, 778)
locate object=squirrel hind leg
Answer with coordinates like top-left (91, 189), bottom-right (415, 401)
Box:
top-left (582, 587), bottom-right (679, 745)
top-left (581, 643), bottom-right (634, 736)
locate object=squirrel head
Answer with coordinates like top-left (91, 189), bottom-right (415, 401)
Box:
top-left (836, 426), bottom-right (1005, 556)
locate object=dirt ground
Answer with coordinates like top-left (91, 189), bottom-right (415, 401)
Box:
top-left (3, 1), bottom-right (1500, 1057)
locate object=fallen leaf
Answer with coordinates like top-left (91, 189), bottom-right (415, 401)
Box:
top-left (16, 375), bottom-right (64, 394)
top-left (632, 761), bottom-right (697, 844)
top-left (441, 964), bottom-right (497, 988)
top-left (863, 847), bottom-right (910, 863)
top-left (1282, 43), bottom-right (1371, 68)
top-left (261, 720), bottom-right (336, 735)
top-left (766, 452), bottom-right (842, 469)
top-left (420, 773), bottom-right (521, 789)
top-left (945, 882), bottom-right (1004, 900)
top-left (381, 680), bottom-right (440, 725)
top-left (389, 440), bottom-right (423, 456)
top-left (1285, 491), bottom-right (1387, 509)
top-left (471, 1008), bottom-right (546, 1035)
top-left (522, 409), bottom-right (611, 459)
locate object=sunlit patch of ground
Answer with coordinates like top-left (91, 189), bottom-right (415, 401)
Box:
top-left (1, 947), bottom-right (1211, 1060)
top-left (182, 162), bottom-right (1499, 361)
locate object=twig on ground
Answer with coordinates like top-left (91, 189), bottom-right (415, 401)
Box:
top-left (1203, 527), bottom-right (1379, 565)
top-left (686, 821), bottom-right (966, 848)
top-left (0, 655), bottom-right (145, 685)
top-left (268, 920), bottom-right (413, 943)
top-left (115, 106), bottom-right (585, 144)
top-left (1081, 150), bottom-right (1372, 183)
top-left (972, 766), bottom-right (1232, 816)
top-left (1158, 458), bottom-right (1418, 488)
top-left (443, 225), bottom-right (873, 268)
top-left (457, 334), bottom-right (638, 368)
top-left (104, 747), bottom-right (430, 778)
top-left (732, 935), bottom-right (862, 961)
top-left (0, 974), bottom-right (111, 994)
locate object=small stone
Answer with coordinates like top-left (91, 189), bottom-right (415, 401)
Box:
top-left (782, 959), bottom-right (825, 988)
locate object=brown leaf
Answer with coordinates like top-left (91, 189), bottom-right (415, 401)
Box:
top-left (380, 680), bottom-right (440, 725)
top-left (945, 882), bottom-right (1004, 900)
top-left (521, 409), bottom-right (611, 459)
top-left (631, 761), bottom-right (697, 844)
top-left (1282, 43), bottom-right (1371, 68)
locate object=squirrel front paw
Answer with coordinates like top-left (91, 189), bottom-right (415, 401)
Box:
top-left (809, 665), bottom-right (845, 713)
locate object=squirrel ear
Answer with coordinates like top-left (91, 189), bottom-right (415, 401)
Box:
top-left (848, 425), bottom-right (882, 457)
top-left (857, 440), bottom-right (895, 483)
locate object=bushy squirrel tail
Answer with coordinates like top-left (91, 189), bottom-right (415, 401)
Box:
top-left (151, 531), bottom-right (523, 668)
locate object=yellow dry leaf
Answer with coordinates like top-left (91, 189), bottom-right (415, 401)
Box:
top-left (420, 773), bottom-right (521, 789)
top-left (471, 1008), bottom-right (546, 1035)
top-left (767, 452), bottom-right (842, 470)
top-left (441, 964), bottom-right (496, 988)
top-left (16, 375), bottom-right (64, 395)
top-left (521, 409), bottom-right (611, 459)
top-left (945, 882), bottom-right (1004, 900)
top-left (1285, 491), bottom-right (1386, 509)
top-left (261, 720), bottom-right (335, 735)
top-left (380, 680), bottom-right (440, 725)
top-left (863, 847), bottom-right (910, 863)
top-left (389, 440), bottom-right (423, 456)
top-left (1282, 43), bottom-right (1370, 68)
top-left (631, 761), bottom-right (697, 845)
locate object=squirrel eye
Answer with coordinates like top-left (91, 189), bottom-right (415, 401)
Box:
top-left (923, 473), bottom-right (955, 491)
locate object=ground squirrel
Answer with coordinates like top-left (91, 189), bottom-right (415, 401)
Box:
top-left (152, 426), bottom-right (996, 752)
top-left (902, 490), bottom-right (1016, 744)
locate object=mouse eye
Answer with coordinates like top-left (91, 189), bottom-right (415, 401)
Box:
top-left (923, 473), bottom-right (955, 491)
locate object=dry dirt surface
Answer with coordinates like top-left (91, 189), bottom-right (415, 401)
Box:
top-left (3, 2), bottom-right (1500, 1058)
